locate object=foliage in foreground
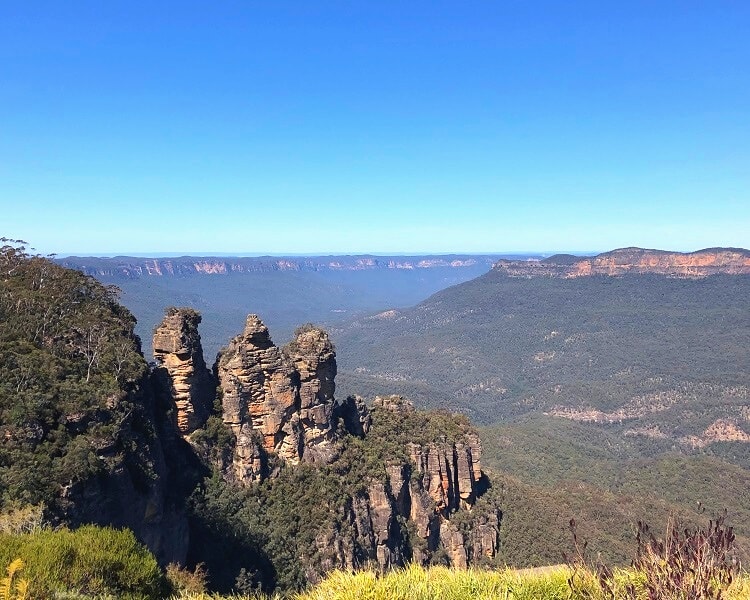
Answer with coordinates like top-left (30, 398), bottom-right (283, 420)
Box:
top-left (567, 513), bottom-right (741, 600)
top-left (296, 564), bottom-right (574, 600)
top-left (0, 525), bottom-right (164, 599)
top-left (0, 559), bottom-right (28, 600)
top-left (295, 565), bottom-right (748, 600)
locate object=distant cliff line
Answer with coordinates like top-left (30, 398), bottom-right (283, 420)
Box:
top-left (58, 254), bottom-right (513, 278)
top-left (58, 247), bottom-right (750, 279)
top-left (493, 247), bottom-right (750, 279)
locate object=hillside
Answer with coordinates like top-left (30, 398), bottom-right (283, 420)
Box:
top-left (0, 241), bottom-right (187, 563)
top-left (331, 247), bottom-right (750, 564)
top-left (59, 254), bottom-right (521, 360)
top-left (333, 248), bottom-right (750, 438)
top-left (5, 244), bottom-right (749, 591)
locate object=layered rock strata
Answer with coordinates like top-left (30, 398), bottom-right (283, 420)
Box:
top-left (216, 316), bottom-right (342, 482)
top-left (285, 325), bottom-right (338, 463)
top-left (494, 247), bottom-right (750, 279)
top-left (153, 308), bottom-right (215, 435)
top-left (315, 398), bottom-right (499, 574)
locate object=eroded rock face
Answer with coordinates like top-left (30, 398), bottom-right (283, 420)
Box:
top-left (312, 399), bottom-right (498, 574)
top-left (285, 326), bottom-right (337, 463)
top-left (216, 315), bottom-right (301, 482)
top-left (494, 247), bottom-right (750, 279)
top-left (153, 308), bottom-right (215, 435)
top-left (212, 319), bottom-right (500, 570)
top-left (334, 395), bottom-right (372, 438)
top-left (216, 316), bottom-right (343, 483)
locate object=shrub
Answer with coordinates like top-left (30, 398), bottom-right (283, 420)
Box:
top-left (0, 525), bottom-right (164, 599)
top-left (632, 513), bottom-right (738, 600)
top-left (566, 512), bottom-right (740, 600)
top-left (166, 562), bottom-right (208, 595)
top-left (0, 506), bottom-right (44, 535)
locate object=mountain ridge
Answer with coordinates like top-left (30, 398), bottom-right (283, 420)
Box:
top-left (496, 247), bottom-right (750, 278)
top-left (59, 254), bottom-right (514, 279)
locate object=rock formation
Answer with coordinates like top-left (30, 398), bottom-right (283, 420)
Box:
top-left (153, 308), bottom-right (215, 435)
top-left (150, 310), bottom-right (500, 573)
top-left (494, 247), bottom-right (750, 279)
top-left (284, 325), bottom-right (338, 463)
top-left (314, 397), bottom-right (499, 574)
top-left (216, 315), bottom-right (342, 482)
top-left (334, 395), bottom-right (372, 437)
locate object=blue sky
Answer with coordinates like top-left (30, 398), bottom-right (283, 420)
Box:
top-left (1, 2), bottom-right (748, 255)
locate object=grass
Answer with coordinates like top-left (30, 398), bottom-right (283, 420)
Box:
top-left (294, 566), bottom-right (750, 600)
top-left (5, 560), bottom-right (749, 599)
top-left (296, 564), bottom-right (573, 600)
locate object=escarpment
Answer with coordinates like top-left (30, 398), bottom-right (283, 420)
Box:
top-left (303, 395), bottom-right (500, 577)
top-left (494, 247), bottom-right (750, 278)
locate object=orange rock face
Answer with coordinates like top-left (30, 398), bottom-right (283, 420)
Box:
top-left (153, 308), bottom-right (215, 435)
top-left (494, 247), bottom-right (750, 279)
top-left (216, 315), bottom-right (339, 483)
top-left (570, 248), bottom-right (750, 278)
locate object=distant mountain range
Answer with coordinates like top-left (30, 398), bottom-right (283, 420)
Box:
top-left (59, 254), bottom-right (521, 278)
top-left (333, 246), bottom-right (750, 428)
top-left (493, 247), bottom-right (750, 278)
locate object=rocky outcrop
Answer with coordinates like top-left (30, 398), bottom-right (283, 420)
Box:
top-left (153, 308), bottom-right (215, 435)
top-left (149, 311), bottom-right (501, 574)
top-left (313, 397), bottom-right (499, 574)
top-left (494, 247), bottom-right (750, 279)
top-left (216, 315), bottom-right (301, 482)
top-left (407, 435), bottom-right (482, 513)
top-left (216, 316), bottom-right (344, 483)
top-left (284, 326), bottom-right (337, 464)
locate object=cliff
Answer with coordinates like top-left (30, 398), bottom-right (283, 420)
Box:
top-left (214, 316), bottom-right (341, 482)
top-left (311, 397), bottom-right (499, 577)
top-left (182, 308), bottom-right (499, 582)
top-left (493, 247), bottom-right (750, 278)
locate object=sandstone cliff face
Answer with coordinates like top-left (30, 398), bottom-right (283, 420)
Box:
top-left (216, 315), bottom-right (301, 482)
top-left (314, 397), bottom-right (499, 574)
top-left (216, 316), bottom-right (342, 482)
top-left (153, 308), bottom-right (215, 435)
top-left (285, 326), bottom-right (337, 463)
top-left (494, 247), bottom-right (750, 279)
top-left (158, 312), bottom-right (501, 575)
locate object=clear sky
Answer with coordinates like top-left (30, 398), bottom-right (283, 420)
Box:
top-left (1, 2), bottom-right (749, 255)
